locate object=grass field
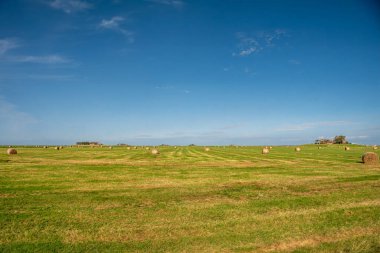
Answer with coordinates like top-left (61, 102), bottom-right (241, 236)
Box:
top-left (1, 145), bottom-right (379, 252)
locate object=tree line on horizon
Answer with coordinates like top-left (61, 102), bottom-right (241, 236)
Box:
top-left (315, 135), bottom-right (349, 145)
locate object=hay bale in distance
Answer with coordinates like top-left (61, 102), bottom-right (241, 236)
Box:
top-left (7, 148), bottom-right (17, 155)
top-left (362, 152), bottom-right (379, 165)
top-left (151, 148), bottom-right (159, 155)
top-left (345, 146), bottom-right (350, 151)
top-left (55, 147), bottom-right (60, 150)
top-left (204, 147), bottom-right (210, 152)
top-left (109, 146), bottom-right (113, 149)
top-left (295, 147), bottom-right (301, 152)
top-left (145, 147), bottom-right (150, 150)
top-left (373, 146), bottom-right (378, 150)
top-left (262, 148), bottom-right (269, 154)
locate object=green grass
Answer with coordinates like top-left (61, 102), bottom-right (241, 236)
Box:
top-left (0, 144), bottom-right (379, 252)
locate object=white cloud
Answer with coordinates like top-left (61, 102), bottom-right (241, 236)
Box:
top-left (234, 30), bottom-right (287, 57)
top-left (100, 16), bottom-right (124, 29)
top-left (0, 39), bottom-right (19, 55)
top-left (99, 16), bottom-right (134, 42)
top-left (8, 55), bottom-right (68, 64)
top-left (239, 47), bottom-right (259, 56)
top-left (148, 0), bottom-right (184, 8)
top-left (233, 34), bottom-right (261, 56)
top-left (49, 0), bottom-right (92, 13)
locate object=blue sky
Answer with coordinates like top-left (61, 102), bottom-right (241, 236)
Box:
top-left (0, 0), bottom-right (379, 145)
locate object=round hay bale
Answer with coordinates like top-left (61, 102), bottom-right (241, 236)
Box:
top-left (7, 148), bottom-right (17, 155)
top-left (145, 147), bottom-right (150, 150)
top-left (345, 146), bottom-right (350, 151)
top-left (55, 146), bottom-right (60, 150)
top-left (269, 146), bottom-right (273, 149)
top-left (204, 147), bottom-right (210, 152)
top-left (295, 147), bottom-right (301, 152)
top-left (262, 148), bottom-right (269, 154)
top-left (127, 147), bottom-right (131, 150)
top-left (362, 152), bottom-right (379, 165)
top-left (151, 148), bottom-right (159, 155)
top-left (109, 146), bottom-right (113, 149)
top-left (43, 146), bottom-right (48, 149)
top-left (373, 146), bottom-right (378, 150)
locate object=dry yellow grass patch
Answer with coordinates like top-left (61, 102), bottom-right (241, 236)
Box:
top-left (259, 227), bottom-right (379, 252)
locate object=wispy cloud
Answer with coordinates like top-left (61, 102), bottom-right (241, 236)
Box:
top-left (263, 29), bottom-right (287, 46)
top-left (288, 59), bottom-right (301, 65)
top-left (155, 85), bottom-right (190, 94)
top-left (219, 123), bottom-right (244, 130)
top-left (233, 29), bottom-right (287, 57)
top-left (348, 135), bottom-right (368, 140)
top-left (100, 16), bottom-right (124, 29)
top-left (0, 96), bottom-right (38, 127)
top-left (155, 85), bottom-right (174, 90)
top-left (27, 74), bottom-right (75, 80)
top-left (0, 39), bottom-right (19, 55)
top-left (0, 38), bottom-right (70, 64)
top-left (275, 121), bottom-right (352, 132)
top-left (99, 16), bottom-right (134, 42)
top-left (8, 55), bottom-right (69, 64)
top-left (49, 0), bottom-right (92, 13)
top-left (147, 0), bottom-right (185, 8)
top-left (243, 67), bottom-right (256, 75)
top-left (234, 33), bottom-right (261, 56)
top-left (0, 74), bottom-right (76, 81)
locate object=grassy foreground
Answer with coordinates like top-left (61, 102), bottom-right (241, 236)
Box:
top-left (0, 145), bottom-right (379, 252)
